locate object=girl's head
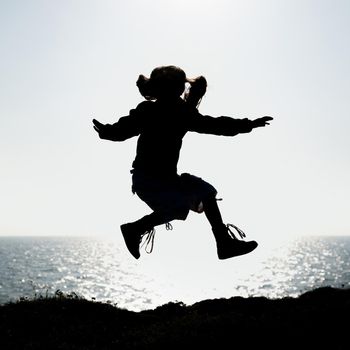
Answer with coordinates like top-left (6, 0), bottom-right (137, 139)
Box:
top-left (137, 65), bottom-right (207, 108)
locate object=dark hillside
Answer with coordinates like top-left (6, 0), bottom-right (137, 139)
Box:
top-left (0, 287), bottom-right (349, 349)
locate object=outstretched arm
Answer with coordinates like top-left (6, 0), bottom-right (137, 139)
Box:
top-left (92, 117), bottom-right (140, 141)
top-left (189, 112), bottom-right (273, 136)
top-left (92, 103), bottom-right (147, 141)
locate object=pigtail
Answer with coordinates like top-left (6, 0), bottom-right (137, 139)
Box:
top-left (185, 76), bottom-right (207, 108)
top-left (136, 75), bottom-right (156, 100)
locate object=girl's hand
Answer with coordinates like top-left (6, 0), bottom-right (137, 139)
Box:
top-left (93, 119), bottom-right (110, 139)
top-left (252, 116), bottom-right (273, 128)
top-left (93, 119), bottom-right (104, 133)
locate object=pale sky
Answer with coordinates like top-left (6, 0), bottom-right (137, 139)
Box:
top-left (1, 0), bottom-right (349, 246)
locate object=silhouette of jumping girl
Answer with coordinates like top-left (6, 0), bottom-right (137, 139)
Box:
top-left (93, 66), bottom-right (272, 260)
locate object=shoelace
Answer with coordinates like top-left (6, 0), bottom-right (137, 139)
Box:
top-left (141, 222), bottom-right (173, 254)
top-left (226, 223), bottom-right (246, 240)
top-left (140, 228), bottom-right (156, 254)
top-left (165, 222), bottom-right (173, 231)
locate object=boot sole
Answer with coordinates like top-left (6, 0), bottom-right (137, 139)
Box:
top-left (218, 241), bottom-right (258, 260)
top-left (120, 224), bottom-right (140, 260)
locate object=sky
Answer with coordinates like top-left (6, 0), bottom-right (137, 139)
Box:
top-left (1, 0), bottom-right (349, 247)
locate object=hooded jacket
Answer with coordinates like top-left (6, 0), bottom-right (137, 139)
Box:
top-left (102, 98), bottom-right (253, 176)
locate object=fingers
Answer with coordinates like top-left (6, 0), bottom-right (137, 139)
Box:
top-left (263, 116), bottom-right (273, 126)
top-left (92, 119), bottom-right (105, 133)
top-left (263, 116), bottom-right (273, 121)
top-left (258, 116), bottom-right (273, 126)
top-left (92, 119), bottom-right (103, 127)
top-left (252, 116), bottom-right (273, 128)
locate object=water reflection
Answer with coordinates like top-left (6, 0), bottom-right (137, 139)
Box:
top-left (0, 236), bottom-right (349, 311)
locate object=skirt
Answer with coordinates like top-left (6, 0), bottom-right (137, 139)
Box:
top-left (131, 171), bottom-right (217, 220)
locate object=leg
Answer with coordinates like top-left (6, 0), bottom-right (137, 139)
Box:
top-left (202, 195), bottom-right (258, 259)
top-left (120, 210), bottom-right (183, 259)
top-left (131, 211), bottom-right (173, 231)
top-left (202, 196), bottom-right (224, 230)
top-left (203, 195), bottom-right (233, 246)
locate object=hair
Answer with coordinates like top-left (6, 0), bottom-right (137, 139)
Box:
top-left (184, 75), bottom-right (207, 108)
top-left (136, 66), bottom-right (207, 108)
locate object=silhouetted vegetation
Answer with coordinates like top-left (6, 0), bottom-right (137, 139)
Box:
top-left (0, 287), bottom-right (348, 349)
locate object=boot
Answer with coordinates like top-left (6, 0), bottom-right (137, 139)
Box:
top-left (120, 222), bottom-right (155, 259)
top-left (213, 224), bottom-right (258, 259)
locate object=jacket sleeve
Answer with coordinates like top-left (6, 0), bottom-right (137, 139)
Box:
top-left (188, 111), bottom-right (254, 136)
top-left (100, 102), bottom-right (148, 141)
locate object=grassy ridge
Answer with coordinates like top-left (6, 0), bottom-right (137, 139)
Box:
top-left (0, 287), bottom-right (349, 349)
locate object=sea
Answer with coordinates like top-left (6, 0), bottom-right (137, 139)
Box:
top-left (0, 235), bottom-right (349, 311)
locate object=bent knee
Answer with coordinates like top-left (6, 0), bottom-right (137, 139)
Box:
top-left (171, 209), bottom-right (189, 221)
